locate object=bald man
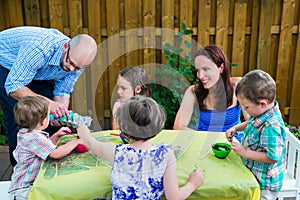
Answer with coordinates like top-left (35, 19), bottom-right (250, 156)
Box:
top-left (0, 26), bottom-right (97, 166)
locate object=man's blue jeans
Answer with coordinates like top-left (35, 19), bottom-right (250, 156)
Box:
top-left (0, 66), bottom-right (59, 166)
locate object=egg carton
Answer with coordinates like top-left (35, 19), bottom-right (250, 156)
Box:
top-left (50, 111), bottom-right (92, 129)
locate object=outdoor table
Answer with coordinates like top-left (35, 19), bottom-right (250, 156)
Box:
top-left (28, 130), bottom-right (260, 200)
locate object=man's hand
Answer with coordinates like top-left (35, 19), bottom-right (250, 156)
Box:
top-left (50, 100), bottom-right (69, 118)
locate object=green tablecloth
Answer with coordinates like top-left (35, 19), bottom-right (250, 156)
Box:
top-left (28, 130), bottom-right (260, 200)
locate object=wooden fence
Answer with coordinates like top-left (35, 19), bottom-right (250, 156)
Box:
top-left (0, 0), bottom-right (299, 131)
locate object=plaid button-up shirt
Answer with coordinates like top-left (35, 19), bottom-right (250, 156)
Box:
top-left (9, 129), bottom-right (56, 192)
top-left (242, 101), bottom-right (286, 191)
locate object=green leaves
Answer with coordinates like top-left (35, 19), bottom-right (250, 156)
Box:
top-left (181, 23), bottom-right (193, 35)
top-left (0, 135), bottom-right (6, 145)
top-left (229, 61), bottom-right (240, 67)
top-left (285, 122), bottom-right (300, 140)
top-left (152, 23), bottom-right (196, 129)
top-left (184, 40), bottom-right (192, 49)
top-left (163, 23), bottom-right (195, 83)
top-left (0, 109), bottom-right (4, 126)
top-left (0, 109), bottom-right (5, 145)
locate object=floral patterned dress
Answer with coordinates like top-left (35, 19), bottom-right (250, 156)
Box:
top-left (110, 144), bottom-right (169, 200)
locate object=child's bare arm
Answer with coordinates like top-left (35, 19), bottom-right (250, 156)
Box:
top-left (77, 124), bottom-right (115, 164)
top-left (173, 86), bottom-right (196, 131)
top-left (163, 151), bottom-right (205, 200)
top-left (49, 139), bottom-right (81, 159)
top-left (231, 142), bottom-right (277, 164)
top-left (226, 121), bottom-right (248, 142)
top-left (50, 127), bottom-right (72, 144)
top-left (112, 102), bottom-right (121, 130)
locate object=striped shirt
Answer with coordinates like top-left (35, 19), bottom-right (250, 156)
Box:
top-left (9, 128), bottom-right (56, 192)
top-left (242, 101), bottom-right (286, 191)
top-left (0, 26), bottom-right (82, 97)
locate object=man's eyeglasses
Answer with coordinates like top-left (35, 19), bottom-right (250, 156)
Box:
top-left (66, 44), bottom-right (82, 71)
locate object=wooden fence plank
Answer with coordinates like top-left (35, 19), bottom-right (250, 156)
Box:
top-left (162, 0), bottom-right (174, 65)
top-left (0, 1), bottom-right (6, 30)
top-left (289, 16), bottom-right (300, 125)
top-left (40, 0), bottom-right (50, 27)
top-left (257, 0), bottom-right (273, 71)
top-left (68, 0), bottom-right (83, 37)
top-left (197, 0), bottom-right (211, 47)
top-left (180, 0), bottom-right (193, 32)
top-left (105, 0), bottom-right (122, 130)
top-left (248, 0), bottom-right (260, 71)
top-left (216, 0), bottom-right (230, 54)
top-left (6, 0), bottom-right (24, 27)
top-left (92, 37), bottom-right (110, 130)
top-left (87, 0), bottom-right (102, 130)
top-left (179, 0), bottom-right (193, 71)
top-left (174, 0), bottom-right (180, 28)
top-left (106, 0), bottom-right (121, 94)
top-left (137, 0), bottom-right (143, 65)
top-left (94, 41), bottom-right (110, 130)
top-left (125, 0), bottom-right (139, 67)
top-left (69, 0), bottom-right (87, 117)
top-left (87, 0), bottom-right (101, 44)
top-left (48, 0), bottom-right (64, 32)
top-left (231, 0), bottom-right (247, 77)
top-left (275, 0), bottom-right (295, 114)
top-left (24, 0), bottom-right (41, 26)
top-left (143, 0), bottom-right (156, 78)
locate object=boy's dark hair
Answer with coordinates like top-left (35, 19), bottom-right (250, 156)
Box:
top-left (14, 96), bottom-right (49, 132)
top-left (120, 66), bottom-right (152, 97)
top-left (236, 70), bottom-right (276, 104)
top-left (116, 96), bottom-right (165, 141)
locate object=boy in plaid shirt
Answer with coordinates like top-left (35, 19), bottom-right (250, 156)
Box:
top-left (226, 70), bottom-right (286, 200)
top-left (9, 96), bottom-right (84, 200)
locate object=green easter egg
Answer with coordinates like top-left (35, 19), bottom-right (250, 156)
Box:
top-left (59, 115), bottom-right (67, 121)
top-left (69, 111), bottom-right (74, 120)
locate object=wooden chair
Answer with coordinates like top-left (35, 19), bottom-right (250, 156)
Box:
top-left (277, 131), bottom-right (300, 200)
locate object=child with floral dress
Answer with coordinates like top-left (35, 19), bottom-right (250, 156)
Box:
top-left (78, 96), bottom-right (204, 199)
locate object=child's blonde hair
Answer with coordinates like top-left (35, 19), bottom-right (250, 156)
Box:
top-left (116, 96), bottom-right (165, 140)
top-left (14, 96), bottom-right (49, 131)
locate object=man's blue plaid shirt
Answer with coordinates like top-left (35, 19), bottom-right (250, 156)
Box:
top-left (0, 26), bottom-right (82, 97)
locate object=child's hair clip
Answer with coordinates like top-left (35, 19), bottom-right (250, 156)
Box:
top-left (120, 132), bottom-right (130, 144)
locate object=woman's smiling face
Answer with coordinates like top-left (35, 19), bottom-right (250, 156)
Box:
top-left (195, 55), bottom-right (223, 89)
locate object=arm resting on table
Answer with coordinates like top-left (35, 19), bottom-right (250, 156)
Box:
top-left (163, 150), bottom-right (205, 200)
top-left (49, 139), bottom-right (81, 159)
top-left (77, 124), bottom-right (115, 164)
